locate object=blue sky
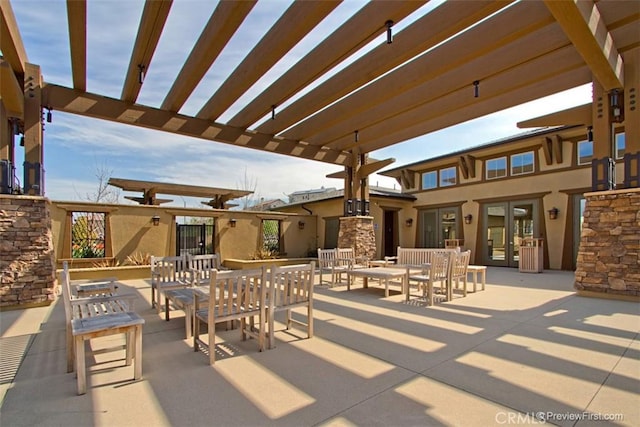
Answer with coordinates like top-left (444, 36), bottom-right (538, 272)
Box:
top-left (9, 0), bottom-right (592, 207)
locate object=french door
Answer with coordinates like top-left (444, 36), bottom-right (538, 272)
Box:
top-left (483, 200), bottom-right (538, 267)
top-left (419, 207), bottom-right (459, 248)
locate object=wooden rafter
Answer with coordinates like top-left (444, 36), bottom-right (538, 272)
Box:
top-left (66, 0), bottom-right (86, 91)
top-left (227, 1), bottom-right (426, 129)
top-left (358, 64), bottom-right (591, 154)
top-left (310, 8), bottom-right (561, 148)
top-left (329, 43), bottom-right (584, 152)
top-left (160, 1), bottom-right (255, 112)
top-left (0, 60), bottom-right (23, 116)
top-left (356, 158), bottom-right (395, 180)
top-left (257, 0), bottom-right (512, 136)
top-left (42, 83), bottom-right (352, 166)
top-left (517, 103), bottom-right (592, 128)
top-left (544, 0), bottom-right (624, 90)
top-left (0, 0), bottom-right (29, 75)
top-left (400, 169), bottom-right (416, 189)
top-left (196, 1), bottom-right (340, 121)
top-left (121, 0), bottom-right (173, 103)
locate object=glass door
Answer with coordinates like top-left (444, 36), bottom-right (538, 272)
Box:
top-left (419, 208), bottom-right (459, 248)
top-left (484, 200), bottom-right (538, 267)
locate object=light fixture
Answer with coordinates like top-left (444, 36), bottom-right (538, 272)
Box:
top-left (473, 80), bottom-right (480, 98)
top-left (354, 130), bottom-right (359, 143)
top-left (46, 106), bottom-right (52, 123)
top-left (229, 218), bottom-right (237, 228)
top-left (609, 89), bottom-right (624, 123)
top-left (151, 215), bottom-right (160, 226)
top-left (547, 207), bottom-right (559, 220)
top-left (298, 220), bottom-right (305, 230)
top-left (20, 135), bottom-right (24, 147)
top-left (138, 64), bottom-right (146, 84)
top-left (587, 126), bottom-right (593, 142)
top-left (405, 218), bottom-right (413, 227)
top-left (386, 20), bottom-right (394, 44)
top-left (271, 105), bottom-right (276, 120)
top-left (464, 214), bottom-right (473, 224)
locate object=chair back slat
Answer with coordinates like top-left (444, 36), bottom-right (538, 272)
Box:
top-left (269, 262), bottom-right (315, 308)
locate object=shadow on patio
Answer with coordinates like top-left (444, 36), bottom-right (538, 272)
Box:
top-left (1, 268), bottom-right (638, 426)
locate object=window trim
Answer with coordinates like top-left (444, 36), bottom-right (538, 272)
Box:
top-left (486, 156), bottom-right (507, 180)
top-left (421, 170), bottom-right (438, 190)
top-left (510, 151), bottom-right (535, 176)
top-left (577, 139), bottom-right (593, 166)
top-left (439, 166), bottom-right (457, 187)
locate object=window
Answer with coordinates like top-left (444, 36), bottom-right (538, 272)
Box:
top-left (616, 132), bottom-right (626, 159)
top-left (421, 171), bottom-right (437, 189)
top-left (510, 152), bottom-right (534, 175)
top-left (486, 157), bottom-right (507, 179)
top-left (577, 140), bottom-right (593, 165)
top-left (71, 212), bottom-right (106, 258)
top-left (439, 167), bottom-right (456, 187)
top-left (262, 219), bottom-right (281, 255)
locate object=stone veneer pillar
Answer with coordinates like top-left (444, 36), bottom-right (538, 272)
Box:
top-left (337, 216), bottom-right (376, 261)
top-left (0, 195), bottom-right (56, 308)
top-left (574, 188), bottom-right (640, 299)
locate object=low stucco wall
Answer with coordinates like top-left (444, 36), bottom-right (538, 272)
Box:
top-left (60, 265), bottom-right (151, 281)
top-left (224, 258), bottom-right (316, 270)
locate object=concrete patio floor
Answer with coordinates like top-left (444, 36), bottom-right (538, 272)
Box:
top-left (1, 267), bottom-right (638, 426)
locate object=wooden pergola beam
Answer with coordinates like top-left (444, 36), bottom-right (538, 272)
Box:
top-left (43, 83), bottom-right (352, 166)
top-left (544, 0), bottom-right (623, 90)
top-left (358, 64), bottom-right (591, 154)
top-left (196, 1), bottom-right (340, 121)
top-left (160, 0), bottom-right (255, 112)
top-left (329, 43), bottom-right (584, 152)
top-left (517, 103), bottom-right (592, 128)
top-left (0, 0), bottom-right (29, 75)
top-left (357, 158), bottom-right (395, 180)
top-left (66, 0), bottom-right (86, 91)
top-left (121, 0), bottom-right (173, 103)
top-left (258, 0), bottom-right (511, 136)
top-left (227, 1), bottom-right (426, 128)
top-left (302, 2), bottom-right (557, 147)
top-left (0, 60), bottom-right (23, 117)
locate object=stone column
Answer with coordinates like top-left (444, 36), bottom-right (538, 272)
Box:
top-left (0, 195), bottom-right (56, 308)
top-left (338, 216), bottom-right (376, 261)
top-left (574, 188), bottom-right (640, 299)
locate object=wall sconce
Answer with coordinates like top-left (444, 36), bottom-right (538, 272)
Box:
top-left (151, 215), bottom-right (160, 226)
top-left (464, 214), bottom-right (473, 224)
top-left (547, 207), bottom-right (559, 220)
top-left (405, 218), bottom-right (413, 227)
top-left (298, 220), bottom-right (305, 230)
top-left (229, 218), bottom-right (237, 228)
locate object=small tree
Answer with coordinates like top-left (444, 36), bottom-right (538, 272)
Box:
top-left (237, 167), bottom-right (260, 210)
top-left (82, 162), bottom-right (120, 203)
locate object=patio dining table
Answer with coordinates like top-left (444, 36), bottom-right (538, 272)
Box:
top-left (346, 267), bottom-right (409, 297)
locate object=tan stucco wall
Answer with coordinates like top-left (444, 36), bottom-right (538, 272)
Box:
top-left (49, 201), bottom-right (316, 266)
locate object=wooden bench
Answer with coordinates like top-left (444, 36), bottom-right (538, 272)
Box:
top-left (61, 262), bottom-right (144, 395)
top-left (384, 247), bottom-right (458, 267)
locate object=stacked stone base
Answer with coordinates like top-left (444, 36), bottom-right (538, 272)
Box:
top-left (338, 216), bottom-right (376, 261)
top-left (574, 188), bottom-right (640, 298)
top-left (0, 195), bottom-right (56, 308)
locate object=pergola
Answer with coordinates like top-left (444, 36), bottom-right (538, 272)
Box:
top-left (1, 0), bottom-right (638, 210)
